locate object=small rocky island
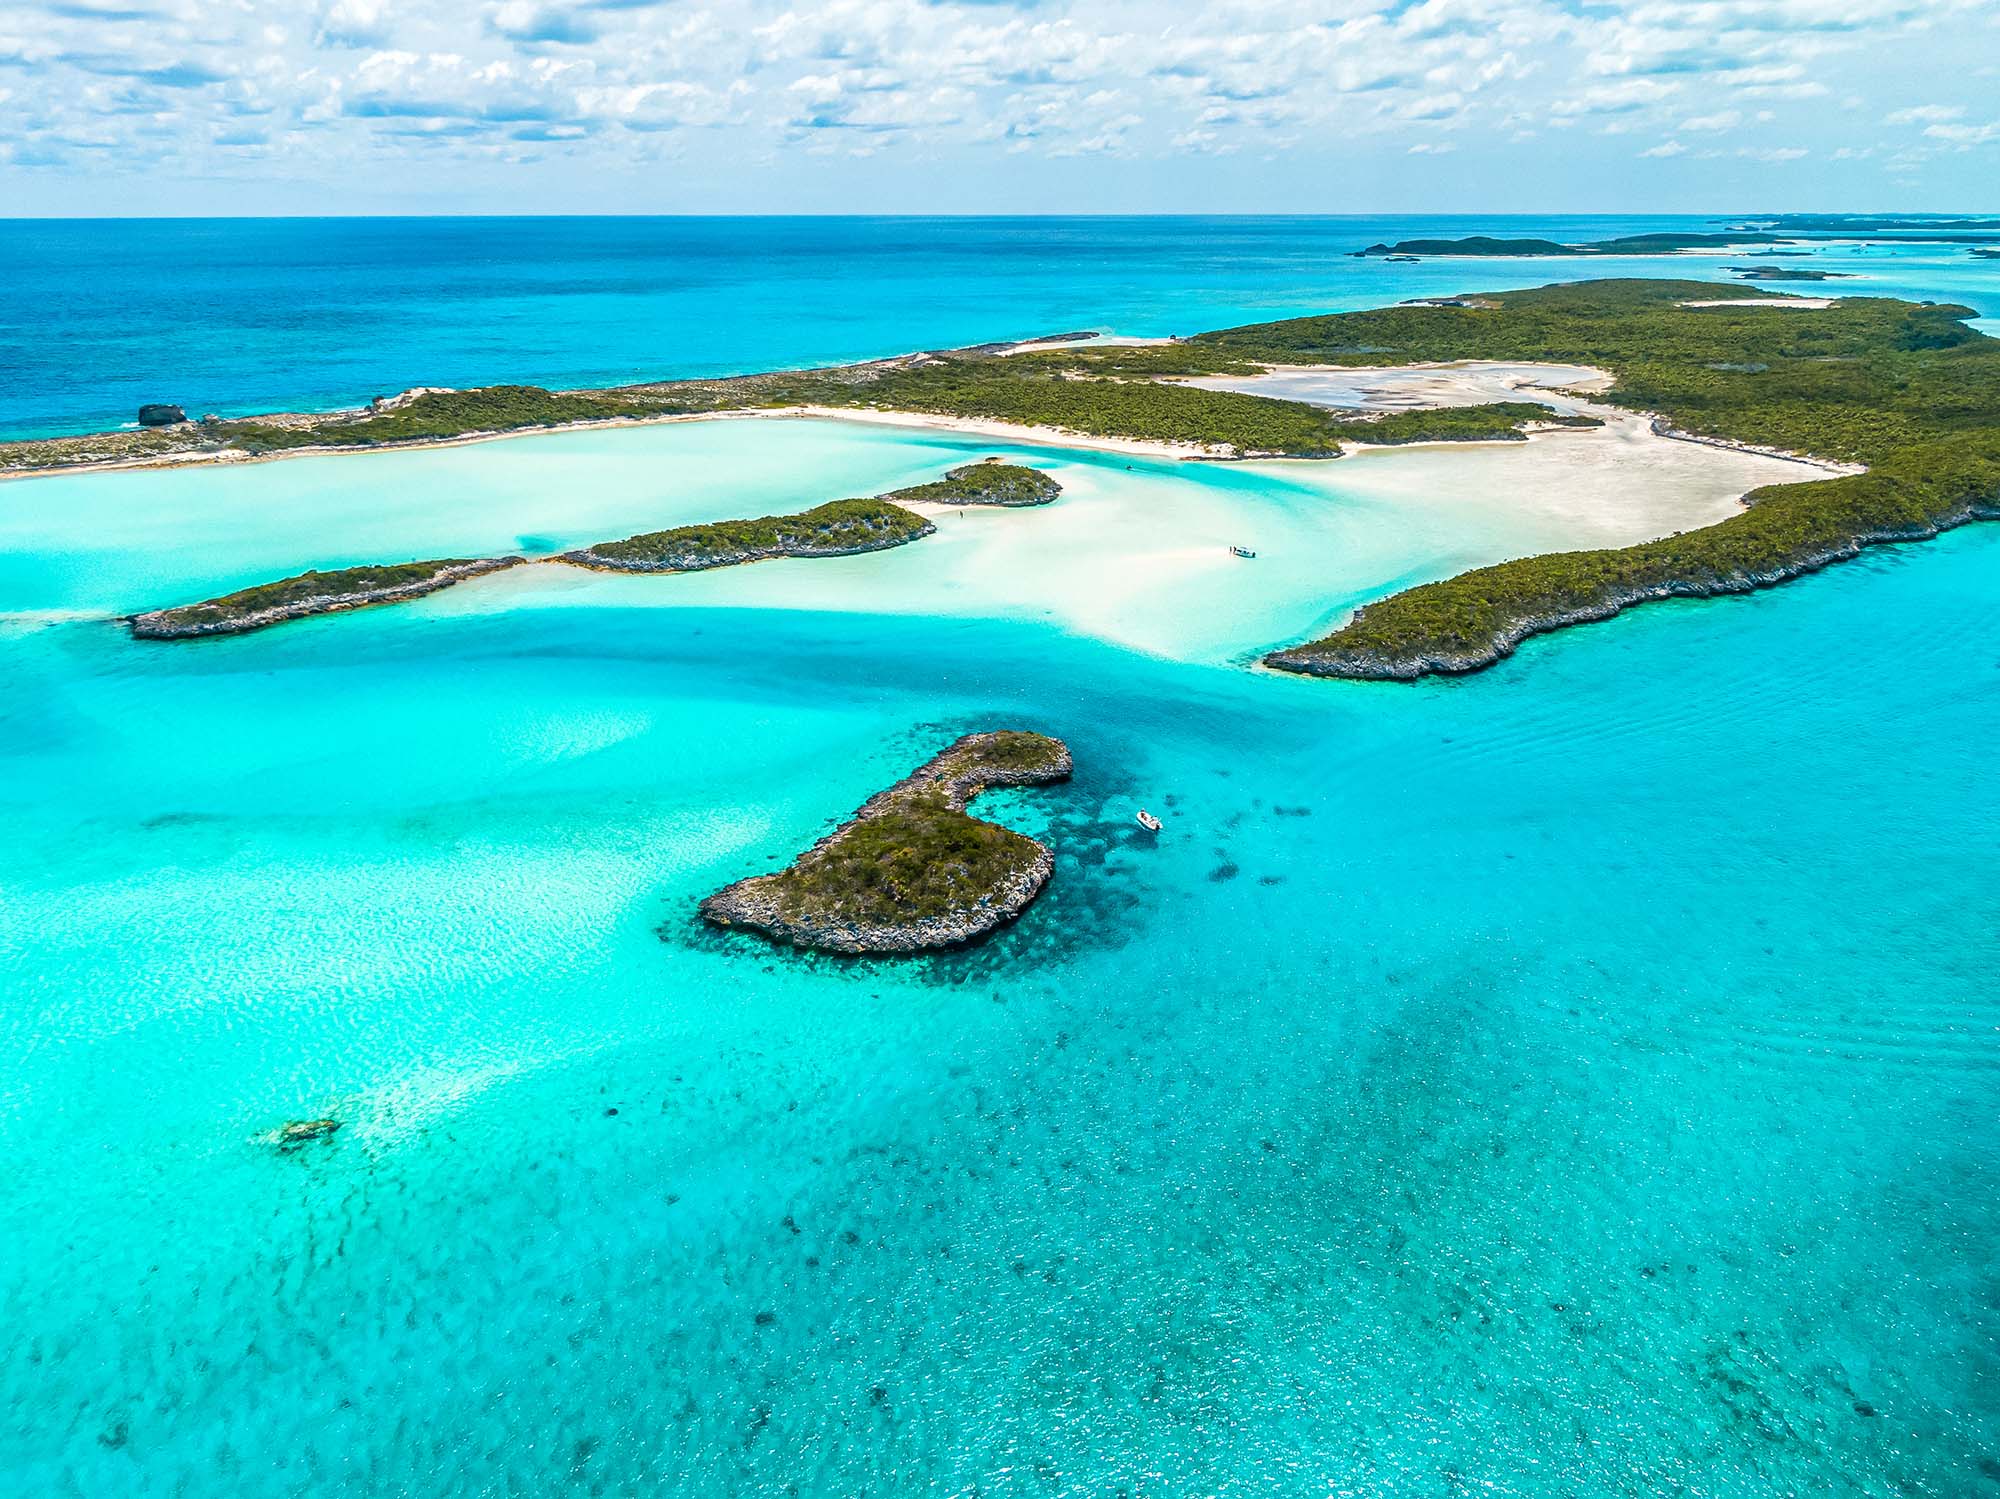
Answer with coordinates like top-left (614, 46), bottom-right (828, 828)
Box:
top-left (129, 557), bottom-right (524, 638)
top-left (883, 459), bottom-right (1062, 507)
top-left (701, 730), bottom-right (1072, 954)
top-left (559, 497), bottom-right (933, 571)
top-left (1727, 266), bottom-right (1849, 282)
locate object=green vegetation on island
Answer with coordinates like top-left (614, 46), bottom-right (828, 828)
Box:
top-left (561, 497), bottom-right (933, 571)
top-left (129, 557), bottom-right (523, 639)
top-left (882, 459), bottom-right (1063, 506)
top-left (1197, 280), bottom-right (2000, 677)
top-left (219, 386), bottom-right (659, 451)
top-left (124, 459), bottom-right (1060, 642)
top-left (39, 275), bottom-right (2000, 683)
top-left (795, 360), bottom-right (1355, 454)
top-left (701, 730), bottom-right (1073, 954)
top-left (1343, 402), bottom-right (1601, 445)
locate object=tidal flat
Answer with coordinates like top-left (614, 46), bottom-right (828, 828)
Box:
top-left (1, 399), bottom-right (1828, 667)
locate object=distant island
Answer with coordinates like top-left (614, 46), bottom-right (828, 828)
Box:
top-left (700, 730), bottom-right (1073, 954)
top-left (1355, 220), bottom-right (2000, 260)
top-left (1353, 232), bottom-right (1790, 258)
top-left (1727, 266), bottom-right (1849, 282)
top-left (1726, 214), bottom-right (2000, 235)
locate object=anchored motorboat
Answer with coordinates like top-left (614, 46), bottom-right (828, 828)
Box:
top-left (1135, 810), bottom-right (1163, 832)
top-left (1230, 545), bottom-right (1257, 559)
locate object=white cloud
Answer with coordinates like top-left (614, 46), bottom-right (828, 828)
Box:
top-left (1925, 120), bottom-right (2000, 146)
top-left (1884, 104), bottom-right (1963, 124)
top-left (3, 0), bottom-right (1997, 199)
top-left (315, 0), bottom-right (392, 49)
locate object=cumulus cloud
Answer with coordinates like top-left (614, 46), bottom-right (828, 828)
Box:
top-left (315, 0), bottom-right (392, 48)
top-left (1925, 120), bottom-right (2000, 145)
top-left (1, 0), bottom-right (1995, 195)
top-left (1884, 103), bottom-right (1961, 124)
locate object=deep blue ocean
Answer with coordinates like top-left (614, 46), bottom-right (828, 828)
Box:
top-left (5, 214), bottom-right (1998, 439)
top-left (1, 218), bottom-right (1997, 1494)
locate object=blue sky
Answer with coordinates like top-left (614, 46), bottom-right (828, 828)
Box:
top-left (3, 0), bottom-right (1997, 215)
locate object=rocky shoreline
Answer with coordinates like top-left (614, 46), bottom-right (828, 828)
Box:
top-left (1266, 491), bottom-right (2000, 681)
top-left (128, 557), bottom-right (524, 639)
top-left (557, 496), bottom-right (935, 572)
top-left (700, 731), bottom-right (1073, 955)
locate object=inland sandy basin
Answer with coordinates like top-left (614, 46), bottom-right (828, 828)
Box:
top-left (2, 363), bottom-right (1841, 665)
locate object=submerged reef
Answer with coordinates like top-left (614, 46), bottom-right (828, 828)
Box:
top-left (274, 1119), bottom-right (341, 1150)
top-left (700, 730), bottom-right (1073, 954)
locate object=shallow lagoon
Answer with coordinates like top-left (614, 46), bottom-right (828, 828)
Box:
top-left (2, 384), bottom-right (1997, 1493)
top-left (1, 407), bottom-right (1818, 664)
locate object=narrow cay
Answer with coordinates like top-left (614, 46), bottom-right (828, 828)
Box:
top-left (558, 497), bottom-right (932, 572)
top-left (700, 730), bottom-right (1073, 955)
top-left (124, 462), bottom-right (1058, 643)
top-left (128, 557), bottom-right (524, 639)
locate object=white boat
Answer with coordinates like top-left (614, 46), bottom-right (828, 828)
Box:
top-left (1230, 545), bottom-right (1257, 559)
top-left (1136, 810), bottom-right (1163, 832)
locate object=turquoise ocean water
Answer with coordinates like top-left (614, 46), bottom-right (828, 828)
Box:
top-left (2, 220), bottom-right (1997, 1494)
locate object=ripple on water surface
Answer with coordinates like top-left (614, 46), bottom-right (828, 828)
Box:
top-left (1, 486), bottom-right (1996, 1494)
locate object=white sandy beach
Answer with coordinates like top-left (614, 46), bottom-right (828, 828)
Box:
top-left (418, 395), bottom-right (1845, 664)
